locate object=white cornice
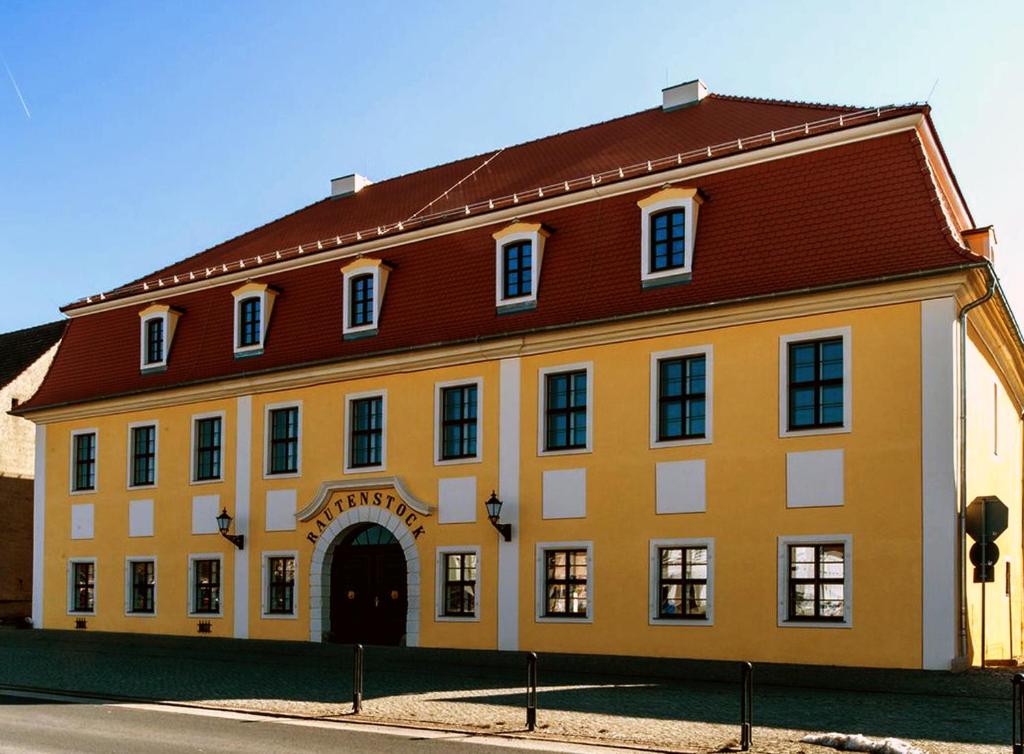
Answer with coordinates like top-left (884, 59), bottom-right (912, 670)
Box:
top-left (66, 113), bottom-right (926, 319)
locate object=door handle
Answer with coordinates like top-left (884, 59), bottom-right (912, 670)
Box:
top-left (374, 596), bottom-right (379, 608)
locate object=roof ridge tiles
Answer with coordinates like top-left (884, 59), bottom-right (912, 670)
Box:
top-left (708, 92), bottom-right (876, 112)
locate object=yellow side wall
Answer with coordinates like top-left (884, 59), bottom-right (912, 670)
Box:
top-left (965, 331), bottom-right (1024, 663)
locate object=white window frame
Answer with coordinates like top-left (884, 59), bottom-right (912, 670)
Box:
top-left (232, 289), bottom-right (272, 356)
top-left (187, 552), bottom-right (225, 618)
top-left (435, 545), bottom-right (481, 622)
top-left (537, 362), bottom-right (594, 456)
top-left (777, 534), bottom-right (853, 629)
top-left (535, 540), bottom-right (593, 624)
top-left (67, 557), bottom-right (97, 616)
top-left (495, 229), bottom-right (546, 310)
top-left (433, 378), bottom-right (484, 466)
top-left (649, 345), bottom-right (713, 448)
top-left (263, 401), bottom-right (302, 479)
top-left (139, 311), bottom-right (169, 371)
top-left (343, 266), bottom-right (383, 338)
top-left (344, 390), bottom-right (387, 473)
top-left (190, 410), bottom-right (226, 485)
top-left (640, 195), bottom-right (698, 286)
top-left (69, 428), bottom-right (99, 496)
top-left (124, 556), bottom-right (158, 618)
top-left (260, 550), bottom-right (299, 619)
top-left (126, 420), bottom-right (159, 490)
top-left (779, 326), bottom-right (852, 438)
top-left (648, 538), bottom-right (714, 626)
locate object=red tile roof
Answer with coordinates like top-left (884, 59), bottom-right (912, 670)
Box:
top-left (67, 95), bottom-right (924, 309)
top-left (25, 122), bottom-right (979, 412)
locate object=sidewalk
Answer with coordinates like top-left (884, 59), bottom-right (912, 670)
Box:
top-left (0, 629), bottom-right (1010, 753)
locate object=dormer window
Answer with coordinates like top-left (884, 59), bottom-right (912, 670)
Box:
top-left (341, 258), bottom-right (391, 339)
top-left (239, 297), bottom-right (261, 347)
top-left (138, 304), bottom-right (180, 373)
top-left (638, 187), bottom-right (702, 287)
top-left (349, 274), bottom-right (374, 328)
top-left (231, 282), bottom-right (277, 357)
top-left (494, 221), bottom-right (549, 312)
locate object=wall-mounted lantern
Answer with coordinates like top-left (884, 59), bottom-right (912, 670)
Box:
top-left (484, 491), bottom-right (512, 542)
top-left (216, 508), bottom-right (245, 550)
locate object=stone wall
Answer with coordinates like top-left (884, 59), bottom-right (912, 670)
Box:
top-left (0, 342), bottom-right (57, 477)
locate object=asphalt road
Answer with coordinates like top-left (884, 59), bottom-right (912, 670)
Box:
top-left (0, 693), bottom-right (622, 754)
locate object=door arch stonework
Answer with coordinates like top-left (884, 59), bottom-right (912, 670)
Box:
top-left (309, 506), bottom-right (421, 645)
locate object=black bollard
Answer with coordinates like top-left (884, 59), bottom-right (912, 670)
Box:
top-left (1013, 673), bottom-right (1024, 754)
top-left (353, 644), bottom-right (364, 714)
top-left (740, 661), bottom-right (753, 751)
top-left (526, 652), bottom-right (538, 732)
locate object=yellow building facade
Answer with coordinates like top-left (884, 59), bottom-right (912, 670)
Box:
top-left (20, 85), bottom-right (1024, 670)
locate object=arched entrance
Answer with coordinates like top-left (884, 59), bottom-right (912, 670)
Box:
top-left (329, 524), bottom-right (407, 645)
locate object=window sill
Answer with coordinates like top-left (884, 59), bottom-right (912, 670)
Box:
top-left (496, 298), bottom-right (537, 315)
top-left (535, 615), bottom-right (592, 624)
top-left (234, 347), bottom-right (264, 359)
top-left (649, 616), bottom-right (714, 627)
top-left (779, 425), bottom-right (851, 439)
top-left (127, 483), bottom-right (157, 492)
top-left (650, 436), bottom-right (711, 449)
top-left (69, 488), bottom-right (97, 496)
top-left (264, 470), bottom-right (301, 480)
top-left (434, 455), bottom-right (483, 467)
top-left (190, 477), bottom-right (225, 487)
top-left (778, 619), bottom-right (851, 629)
top-left (538, 446), bottom-right (591, 457)
top-left (67, 610), bottom-right (96, 617)
top-left (344, 327), bottom-right (378, 341)
top-left (260, 612), bottom-right (298, 621)
top-left (435, 614), bottom-right (480, 623)
top-left (343, 464), bottom-right (386, 475)
top-left (188, 612), bottom-right (224, 619)
top-left (125, 611), bottom-right (158, 618)
top-left (140, 364), bottom-right (167, 374)
top-left (641, 270), bottom-right (691, 289)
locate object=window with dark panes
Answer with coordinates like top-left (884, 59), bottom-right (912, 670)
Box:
top-left (442, 552), bottom-right (477, 617)
top-left (350, 274), bottom-right (374, 327)
top-left (441, 385), bottom-right (478, 460)
top-left (239, 297), bottom-right (261, 347)
top-left (268, 407), bottom-right (299, 474)
top-left (195, 417), bottom-right (222, 481)
top-left (193, 559), bottom-right (220, 614)
top-left (657, 546), bottom-right (708, 619)
top-left (73, 432), bottom-right (96, 491)
top-left (788, 544), bottom-right (845, 621)
top-left (350, 396), bottom-right (383, 468)
top-left (130, 425), bottom-right (156, 487)
top-left (145, 318), bottom-right (164, 364)
top-left (267, 557), bottom-right (295, 615)
top-left (545, 371), bottom-right (587, 451)
top-left (71, 562), bottom-right (95, 613)
top-left (650, 209), bottom-right (685, 272)
top-left (130, 561), bottom-right (155, 614)
top-left (657, 355), bottom-right (706, 441)
top-left (502, 241), bottom-right (533, 299)
top-left (788, 338), bottom-right (843, 430)
top-left (544, 549), bottom-right (588, 617)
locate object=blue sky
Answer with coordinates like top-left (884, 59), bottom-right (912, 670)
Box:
top-left (1, 1), bottom-right (1021, 332)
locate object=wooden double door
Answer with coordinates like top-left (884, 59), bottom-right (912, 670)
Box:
top-left (329, 525), bottom-right (407, 646)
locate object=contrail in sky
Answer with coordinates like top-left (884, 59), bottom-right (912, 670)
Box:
top-left (2, 56), bottom-right (31, 119)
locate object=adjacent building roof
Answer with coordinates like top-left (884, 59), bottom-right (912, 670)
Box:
top-left (0, 321), bottom-right (65, 390)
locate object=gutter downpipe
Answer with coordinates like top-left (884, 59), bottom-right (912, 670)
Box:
top-left (958, 263), bottom-right (995, 662)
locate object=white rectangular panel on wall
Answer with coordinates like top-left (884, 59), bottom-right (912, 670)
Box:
top-left (265, 489), bottom-right (297, 531)
top-left (542, 468), bottom-right (586, 519)
top-left (191, 495), bottom-right (220, 534)
top-left (656, 460), bottom-right (706, 514)
top-left (70, 503), bottom-right (94, 540)
top-left (787, 449), bottom-right (845, 508)
top-left (128, 499), bottom-right (154, 537)
top-left (438, 477), bottom-right (477, 524)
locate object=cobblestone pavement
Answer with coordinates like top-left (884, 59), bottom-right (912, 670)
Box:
top-left (0, 630), bottom-right (1010, 753)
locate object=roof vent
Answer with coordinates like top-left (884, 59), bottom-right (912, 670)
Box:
top-left (331, 173), bottom-right (372, 199)
top-left (662, 79), bottom-right (709, 111)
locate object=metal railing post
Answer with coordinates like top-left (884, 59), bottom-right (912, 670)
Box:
top-left (353, 644), bottom-right (364, 714)
top-left (1013, 672), bottom-right (1024, 754)
top-left (526, 652), bottom-right (538, 732)
top-left (740, 661), bottom-right (753, 751)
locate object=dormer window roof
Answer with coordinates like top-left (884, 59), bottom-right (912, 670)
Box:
top-left (341, 257), bottom-right (391, 339)
top-left (138, 304), bottom-right (181, 373)
top-left (494, 221), bottom-right (550, 313)
top-left (638, 187), bottom-right (702, 287)
top-left (231, 281), bottom-right (277, 357)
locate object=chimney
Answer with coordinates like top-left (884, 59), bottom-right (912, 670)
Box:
top-left (331, 173), bottom-right (372, 198)
top-left (962, 226), bottom-right (997, 262)
top-left (662, 79), bottom-right (709, 111)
